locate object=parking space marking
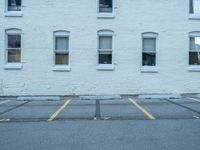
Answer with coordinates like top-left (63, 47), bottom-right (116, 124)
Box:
top-left (0, 118), bottom-right (10, 122)
top-left (48, 99), bottom-right (71, 121)
top-left (128, 98), bottom-right (156, 120)
top-left (0, 100), bottom-right (11, 105)
top-left (0, 101), bottom-right (30, 116)
top-left (187, 97), bottom-right (200, 103)
top-left (165, 99), bottom-right (200, 115)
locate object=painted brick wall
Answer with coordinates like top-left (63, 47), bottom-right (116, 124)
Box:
top-left (0, 0), bottom-right (199, 95)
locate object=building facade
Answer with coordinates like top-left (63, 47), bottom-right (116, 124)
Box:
top-left (0, 0), bottom-right (200, 96)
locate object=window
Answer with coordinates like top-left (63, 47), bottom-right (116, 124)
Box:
top-left (99, 0), bottom-right (113, 13)
top-left (98, 0), bottom-right (114, 18)
top-left (97, 30), bottom-right (114, 70)
top-left (189, 32), bottom-right (200, 66)
top-left (141, 32), bottom-right (158, 73)
top-left (5, 0), bottom-right (22, 17)
top-left (189, 0), bottom-right (200, 19)
top-left (8, 0), bottom-right (21, 11)
top-left (5, 28), bottom-right (22, 69)
top-left (53, 31), bottom-right (71, 71)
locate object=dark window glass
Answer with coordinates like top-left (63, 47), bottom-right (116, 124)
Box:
top-left (55, 54), bottom-right (69, 65)
top-left (189, 52), bottom-right (200, 65)
top-left (8, 49), bottom-right (21, 63)
top-left (190, 0), bottom-right (194, 14)
top-left (142, 53), bottom-right (156, 66)
top-left (99, 0), bottom-right (112, 12)
top-left (8, 0), bottom-right (21, 11)
top-left (8, 35), bottom-right (21, 48)
top-left (99, 53), bottom-right (112, 64)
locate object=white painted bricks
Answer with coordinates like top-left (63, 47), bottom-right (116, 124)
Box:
top-left (0, 0), bottom-right (199, 96)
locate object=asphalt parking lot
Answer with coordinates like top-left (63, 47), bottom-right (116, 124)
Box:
top-left (0, 95), bottom-right (200, 150)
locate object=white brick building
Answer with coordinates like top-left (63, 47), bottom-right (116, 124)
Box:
top-left (0, 0), bottom-right (200, 96)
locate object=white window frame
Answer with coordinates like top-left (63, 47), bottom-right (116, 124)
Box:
top-left (97, 0), bottom-right (115, 19)
top-left (141, 32), bottom-right (159, 73)
top-left (96, 30), bottom-right (114, 70)
top-left (189, 0), bottom-right (200, 19)
top-left (4, 28), bottom-right (23, 70)
top-left (188, 31), bottom-right (200, 71)
top-left (53, 30), bottom-right (71, 72)
top-left (4, 0), bottom-right (23, 17)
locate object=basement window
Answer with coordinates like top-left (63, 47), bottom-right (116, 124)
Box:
top-left (141, 32), bottom-right (159, 73)
top-left (97, 30), bottom-right (114, 70)
top-left (53, 31), bottom-right (71, 71)
top-left (189, 0), bottom-right (200, 19)
top-left (5, 0), bottom-right (23, 17)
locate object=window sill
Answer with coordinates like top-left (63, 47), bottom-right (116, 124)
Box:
top-left (189, 14), bottom-right (200, 20)
top-left (188, 66), bottom-right (200, 72)
top-left (4, 11), bottom-right (23, 17)
top-left (4, 63), bottom-right (23, 70)
top-left (141, 66), bottom-right (159, 73)
top-left (53, 66), bottom-right (71, 72)
top-left (96, 64), bottom-right (114, 71)
top-left (97, 13), bottom-right (115, 19)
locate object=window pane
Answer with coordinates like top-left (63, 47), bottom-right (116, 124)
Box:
top-left (143, 38), bottom-right (156, 51)
top-left (55, 54), bottom-right (69, 65)
top-left (8, 0), bottom-right (21, 11)
top-left (55, 37), bottom-right (69, 50)
top-left (8, 49), bottom-right (21, 63)
top-left (99, 36), bottom-right (112, 49)
top-left (8, 35), bottom-right (21, 48)
top-left (142, 53), bottom-right (156, 66)
top-left (190, 0), bottom-right (194, 13)
top-left (99, 53), bottom-right (112, 64)
top-left (99, 0), bottom-right (112, 12)
top-left (193, 0), bottom-right (200, 14)
top-left (190, 37), bottom-right (200, 50)
top-left (189, 52), bottom-right (200, 65)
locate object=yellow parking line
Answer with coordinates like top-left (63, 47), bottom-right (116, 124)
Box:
top-left (0, 100), bottom-right (11, 105)
top-left (187, 97), bottom-right (200, 103)
top-left (48, 99), bottom-right (71, 121)
top-left (128, 98), bottom-right (156, 120)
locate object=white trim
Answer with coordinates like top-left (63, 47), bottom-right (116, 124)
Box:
top-left (141, 66), bottom-right (159, 73)
top-left (52, 65), bottom-right (71, 72)
top-left (53, 30), bottom-right (70, 37)
top-left (4, 63), bottom-right (23, 70)
top-left (189, 31), bottom-right (200, 37)
top-left (189, 14), bottom-right (200, 19)
top-left (4, 11), bottom-right (23, 17)
top-left (98, 30), bottom-right (114, 36)
top-left (188, 66), bottom-right (200, 72)
top-left (96, 64), bottom-right (114, 70)
top-left (5, 28), bottom-right (22, 34)
top-left (142, 32), bottom-right (158, 38)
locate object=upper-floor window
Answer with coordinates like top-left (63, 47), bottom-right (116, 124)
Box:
top-left (4, 28), bottom-right (23, 70)
top-left (189, 0), bottom-right (200, 19)
top-left (97, 30), bottom-right (114, 70)
top-left (8, 0), bottom-right (21, 11)
top-left (53, 31), bottom-right (71, 71)
top-left (5, 0), bottom-right (23, 17)
top-left (99, 0), bottom-right (113, 13)
top-left (141, 32), bottom-right (158, 73)
top-left (189, 32), bottom-right (200, 66)
top-left (98, 0), bottom-right (114, 18)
